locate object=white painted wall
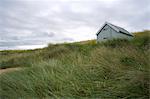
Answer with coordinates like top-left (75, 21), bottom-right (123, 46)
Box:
top-left (97, 25), bottom-right (112, 42)
top-left (111, 28), bottom-right (133, 39)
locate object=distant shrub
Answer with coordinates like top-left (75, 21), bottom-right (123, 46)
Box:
top-left (131, 36), bottom-right (150, 49)
top-left (0, 55), bottom-right (36, 69)
top-left (86, 40), bottom-right (96, 45)
top-left (42, 45), bottom-right (70, 59)
top-left (99, 39), bottom-right (129, 48)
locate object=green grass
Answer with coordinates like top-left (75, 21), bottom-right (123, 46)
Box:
top-left (0, 31), bottom-right (150, 98)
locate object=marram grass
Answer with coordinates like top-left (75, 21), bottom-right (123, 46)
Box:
top-left (0, 31), bottom-right (150, 98)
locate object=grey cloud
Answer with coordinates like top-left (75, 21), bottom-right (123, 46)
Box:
top-left (61, 38), bottom-right (74, 42)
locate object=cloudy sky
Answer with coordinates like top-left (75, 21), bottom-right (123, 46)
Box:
top-left (0, 0), bottom-right (150, 50)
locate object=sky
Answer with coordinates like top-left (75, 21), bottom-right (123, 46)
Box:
top-left (0, 0), bottom-right (150, 50)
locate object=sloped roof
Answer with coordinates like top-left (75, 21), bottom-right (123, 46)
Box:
top-left (96, 22), bottom-right (133, 36)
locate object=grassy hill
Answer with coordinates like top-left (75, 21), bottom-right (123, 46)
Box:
top-left (0, 30), bottom-right (150, 98)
